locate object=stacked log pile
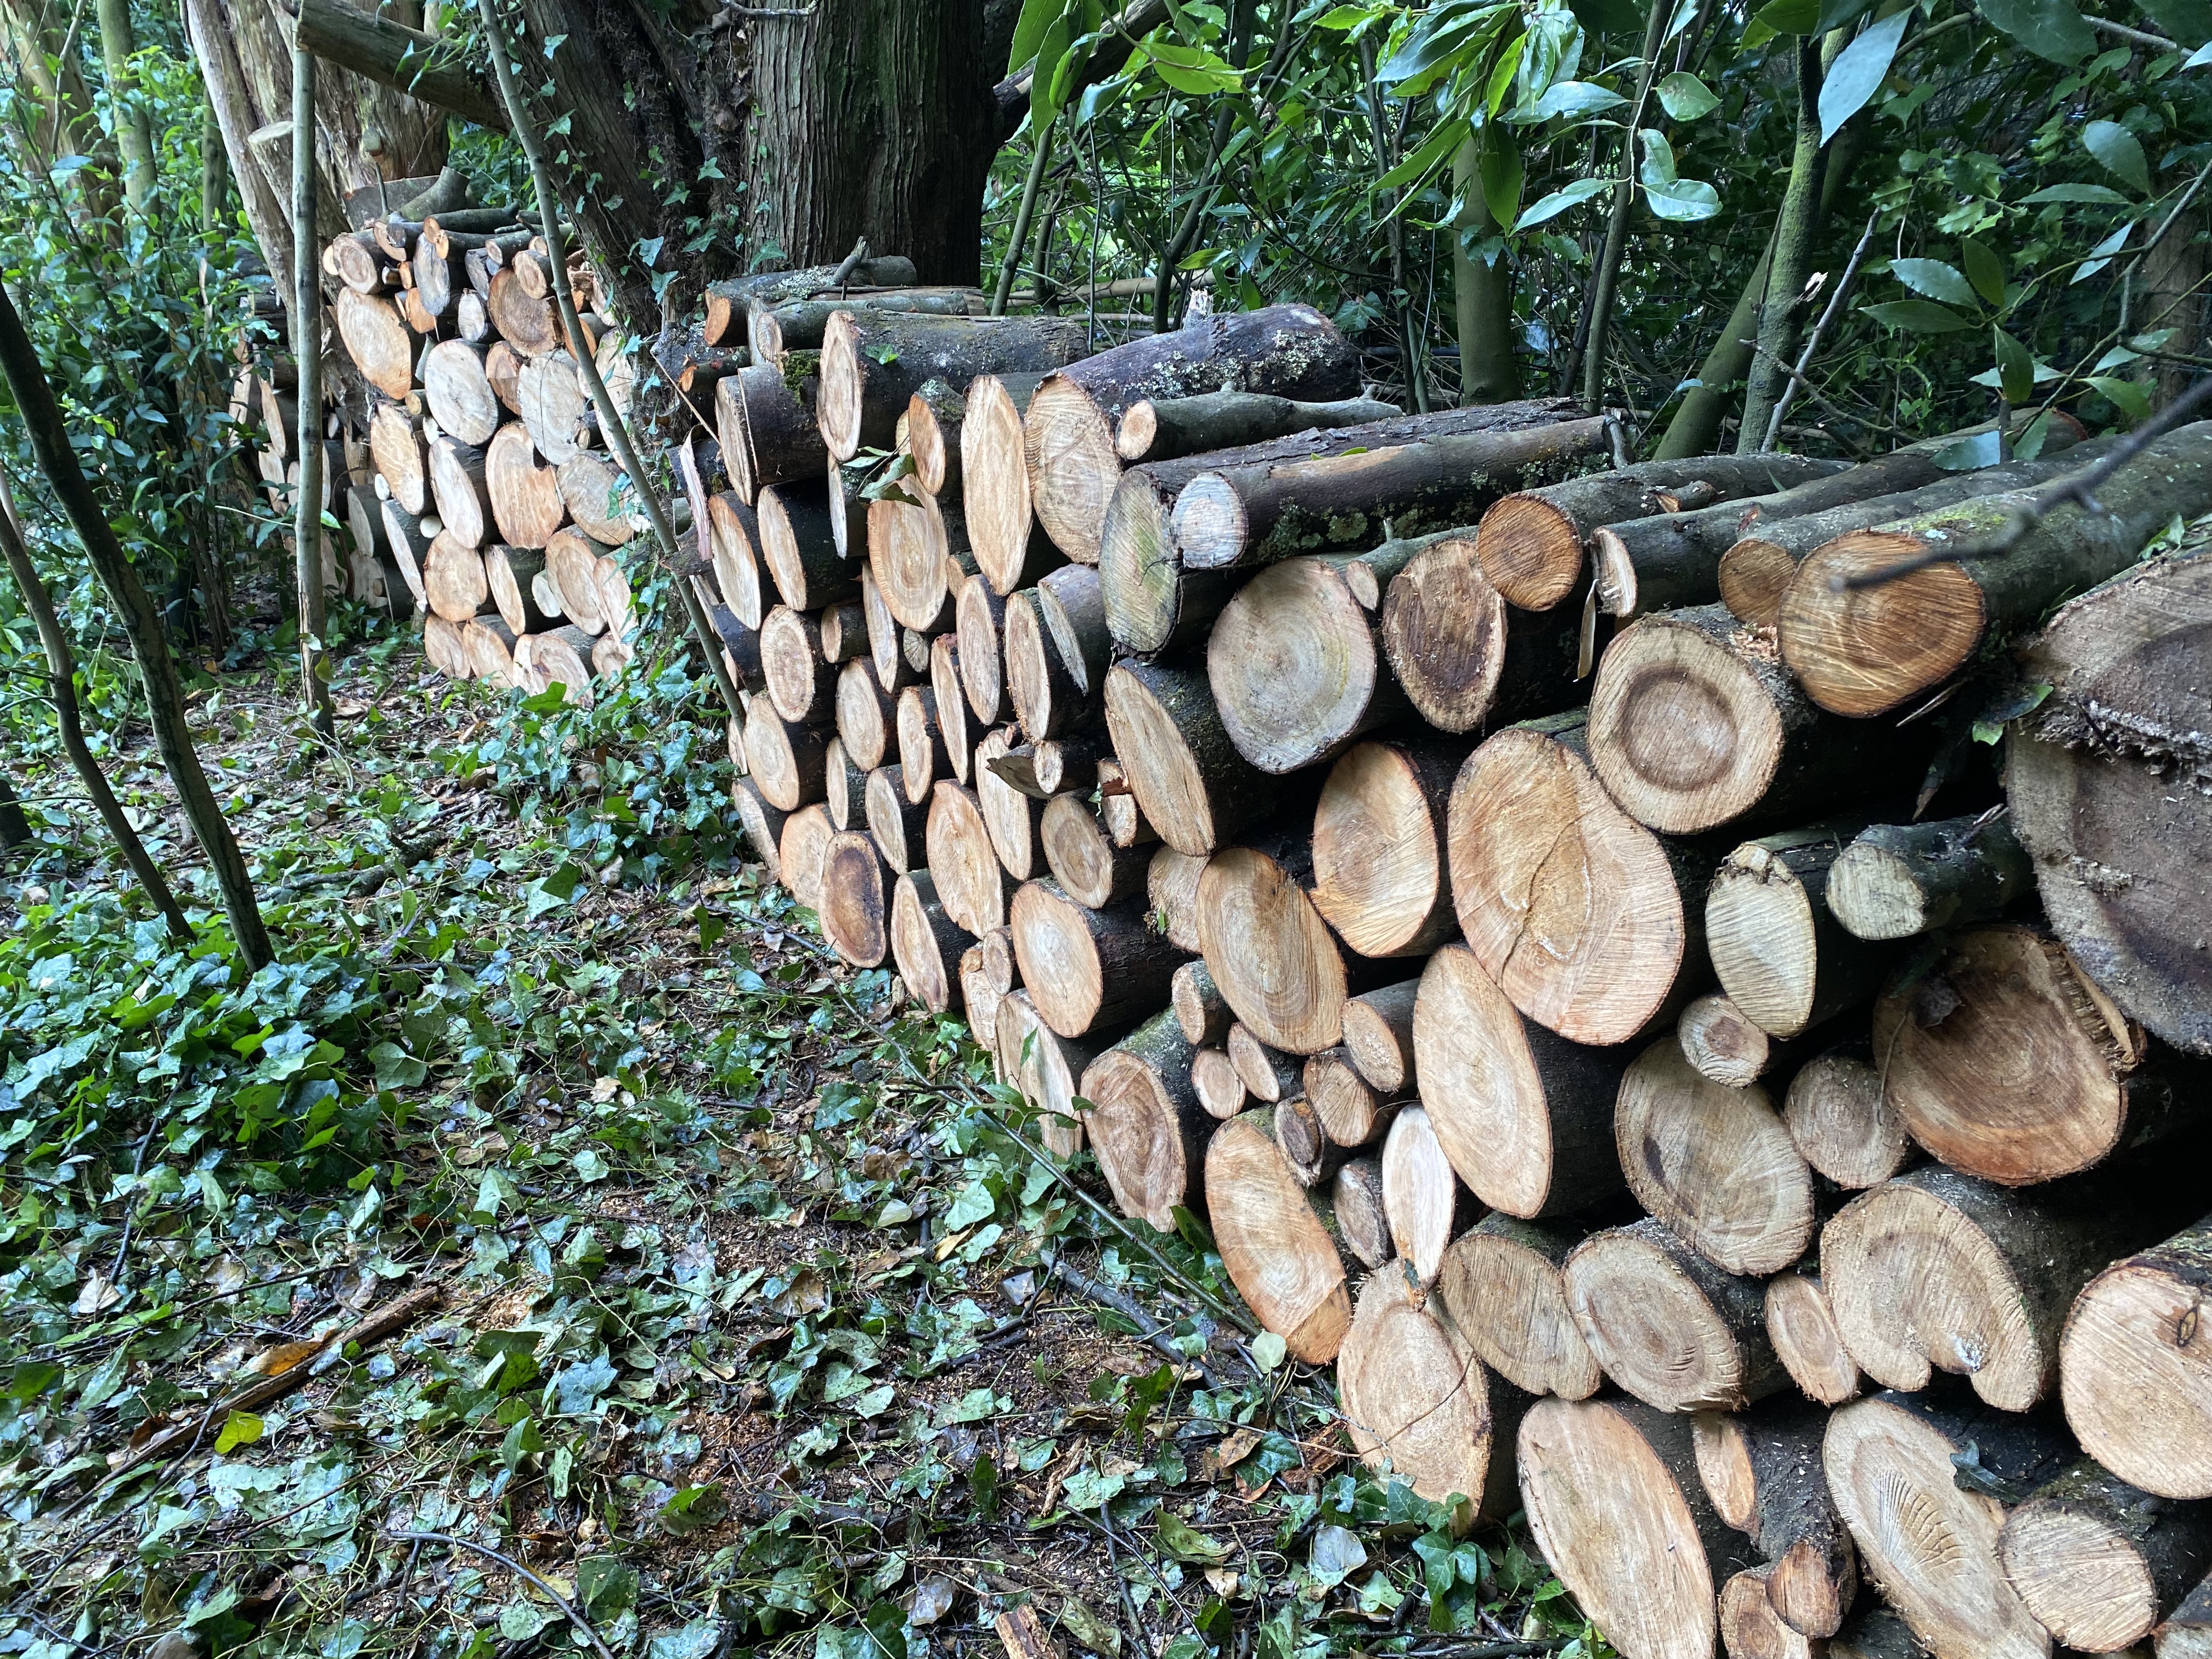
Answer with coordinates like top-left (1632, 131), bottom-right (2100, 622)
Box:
top-left (708, 286), bottom-right (2212, 1659)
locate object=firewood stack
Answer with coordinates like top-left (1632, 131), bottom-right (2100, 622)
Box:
top-left (326, 206), bottom-right (663, 701)
top-left (709, 284), bottom-right (2212, 1659)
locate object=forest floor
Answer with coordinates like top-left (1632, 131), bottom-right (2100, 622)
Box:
top-left (0, 603), bottom-right (1602, 1659)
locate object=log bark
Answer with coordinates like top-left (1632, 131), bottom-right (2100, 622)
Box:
top-left (1414, 943), bottom-right (1628, 1218)
top-left (1477, 454), bottom-right (1847, 612)
top-left (1449, 712), bottom-right (1702, 1046)
top-left (864, 766), bottom-right (928, 873)
top-left (1995, 1459), bottom-right (2212, 1652)
top-left (1764, 1266), bottom-right (1861, 1407)
top-left (423, 340), bottom-right (501, 447)
top-left (777, 803), bottom-right (837, 915)
top-left (700, 260), bottom-right (922, 347)
top-left (1198, 835), bottom-right (1377, 1056)
top-left (962, 370), bottom-right (1059, 596)
top-left (751, 289), bottom-right (975, 364)
top-left (1024, 306), bottom-right (1361, 562)
top-left (1190, 1047), bottom-right (1248, 1121)
top-left (2061, 1214), bottom-right (2212, 1501)
top-left (1381, 1105), bottom-right (1477, 1288)
top-left (1105, 659), bottom-right (1284, 859)
top-left (819, 830), bottom-right (890, 967)
top-left (1694, 1399), bottom-right (1858, 1638)
top-left (1437, 1214), bottom-right (1602, 1401)
top-left (761, 605), bottom-right (837, 725)
top-left (1589, 604), bottom-right (1932, 836)
top-left (819, 599), bottom-right (867, 665)
top-left (889, 870), bottom-right (972, 1015)
top-left (1081, 1011), bottom-right (1206, 1232)
top-left (1115, 390), bottom-right (1400, 463)
top-left (1302, 1048), bottom-right (1400, 1149)
top-left (954, 571), bottom-right (1007, 724)
top-left (1780, 424), bottom-right (2212, 718)
top-left (819, 311), bottom-right (1087, 462)
top-left (1824, 1163), bottom-right (2151, 1410)
top-left (972, 726), bottom-right (1044, 877)
top-left (1829, 811), bottom-right (2030, 943)
top-left (2006, 547), bottom-right (2212, 1055)
top-left (1096, 457), bottom-right (1243, 657)
top-left (1871, 922), bottom-right (2200, 1186)
top-left (1564, 1217), bottom-right (1787, 1413)
top-left (2166, 1572), bottom-right (2212, 1659)
top-left (759, 481), bottom-right (853, 611)
top-left (895, 686), bottom-right (952, 810)
top-left (1332, 1158), bottom-right (1392, 1271)
top-left (926, 781), bottom-right (1011, 936)
top-left (1040, 793), bottom-right (1148, 909)
top-left (1377, 534), bottom-right (1584, 735)
top-left (1308, 737), bottom-right (1469, 961)
top-left (294, 0), bottom-right (504, 128)
top-left (997, 989), bottom-right (1097, 1160)
top-left (1708, 818), bottom-right (1892, 1039)
top-left (1204, 1111), bottom-right (1352, 1363)
top-left (1227, 1023), bottom-right (1303, 1105)
top-left (486, 423), bottom-right (567, 549)
top-left (1822, 1392), bottom-right (2076, 1659)
top-left (1780, 1040), bottom-right (1908, 1189)
top-left (733, 777), bottom-right (792, 878)
top-left (743, 698), bottom-right (828, 813)
top-left (1010, 881), bottom-right (1186, 1039)
top-left (719, 364), bottom-right (828, 505)
top-left (1147, 845), bottom-right (1206, 953)
top-left (1517, 1396), bottom-right (1761, 1659)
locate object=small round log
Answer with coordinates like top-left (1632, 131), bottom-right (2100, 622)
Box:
top-left (1381, 1105), bottom-right (1474, 1288)
top-left (895, 686), bottom-right (952, 810)
top-left (422, 340), bottom-right (501, 446)
top-left (1763, 1267), bottom-right (1860, 1407)
top-left (1311, 737), bottom-right (1470, 961)
top-left (819, 830), bottom-right (891, 967)
top-left (2061, 1216), bottom-right (2212, 1501)
top-left (1996, 1459), bottom-right (2212, 1653)
top-left (761, 605), bottom-right (838, 725)
top-left (1564, 1217), bottom-right (1787, 1413)
top-left (864, 766), bottom-right (928, 873)
top-left (1204, 1111), bottom-right (1352, 1363)
top-left (1828, 812), bottom-right (2031, 941)
top-left (1010, 879), bottom-right (1186, 1040)
top-left (1040, 792), bottom-right (1149, 909)
top-left (776, 803), bottom-right (836, 914)
top-left (926, 780), bottom-right (1011, 936)
top-left (1081, 1011), bottom-right (1206, 1231)
top-left (1340, 979), bottom-right (1419, 1095)
top-left (1780, 1041), bottom-right (1910, 1190)
top-left (486, 423), bottom-right (567, 549)
top-left (889, 870), bottom-right (972, 1015)
top-left (743, 698), bottom-right (829, 813)
top-left (836, 658), bottom-right (897, 772)
top-left (1437, 1214), bottom-right (1602, 1401)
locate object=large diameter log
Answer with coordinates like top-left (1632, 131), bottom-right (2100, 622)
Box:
top-left (2007, 548), bottom-right (2212, 1056)
top-left (1311, 737), bottom-right (1469, 961)
top-left (1414, 944), bottom-right (1628, 1218)
top-left (422, 340), bottom-right (501, 447)
top-left (926, 781), bottom-right (1011, 936)
top-left (761, 605), bottom-right (837, 725)
top-left (743, 699), bottom-right (828, 814)
top-left (1025, 306), bottom-right (1360, 562)
top-left (1780, 423), bottom-right (2212, 718)
top-left (961, 370), bottom-right (1058, 596)
top-left (1174, 414), bottom-right (1616, 573)
top-left (1565, 1217), bottom-right (1786, 1413)
top-left (819, 311), bottom-right (1088, 463)
top-left (1478, 454), bottom-right (1848, 612)
top-left (422, 532), bottom-right (488, 623)
top-left (888, 870), bottom-right (972, 1016)
top-left (556, 452), bottom-right (636, 547)
top-left (1694, 1400), bottom-right (1859, 1638)
top-left (1009, 881), bottom-right (1186, 1039)
top-left (1448, 713), bottom-right (1698, 1046)
top-left (1081, 1011), bottom-right (1205, 1231)
top-left (759, 481), bottom-right (852, 611)
top-left (1339, 1268), bottom-right (1526, 1525)
top-left (1616, 1038), bottom-right (1816, 1277)
top-left (428, 438), bottom-right (494, 550)
top-left (1828, 811), bottom-right (2030, 942)
top-left (718, 364), bottom-right (827, 503)
top-left (370, 404), bottom-right (429, 515)
top-left (1380, 1105), bottom-right (1475, 1288)
top-left (1764, 1267), bottom-right (1861, 1407)
top-left (733, 778), bottom-right (791, 878)
top-left (1378, 534), bottom-right (1584, 733)
top-left (1518, 1396), bottom-right (1759, 1659)
top-left (1822, 1392), bottom-right (2076, 1659)
top-left (1870, 922), bottom-right (2196, 1186)
top-left (819, 831), bottom-right (890, 967)
top-left (1105, 659), bottom-right (1281, 857)
top-left (1203, 1111), bottom-right (1352, 1363)
top-left (2062, 1215), bottom-right (2212, 1500)
top-left (1995, 1460), bottom-right (2212, 1653)
top-left (1196, 837), bottom-right (1368, 1056)
top-left (1116, 390), bottom-right (1401, 463)
top-left (1708, 819), bottom-right (1892, 1038)
top-left (1823, 1164), bottom-right (2150, 1411)
top-left (1341, 978), bottom-right (1418, 1094)
top-left (486, 267), bottom-right (558, 356)
top-left (870, 477), bottom-right (963, 634)
top-left (1437, 1214), bottom-right (1602, 1401)
top-left (1780, 1040), bottom-right (1910, 1190)
top-left (485, 424), bottom-right (567, 549)
top-left (1589, 603), bottom-right (1931, 837)
top-left (1040, 792), bottom-right (1149, 909)
top-left (336, 289), bottom-right (412, 399)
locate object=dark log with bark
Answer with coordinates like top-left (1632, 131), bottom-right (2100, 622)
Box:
top-left (1589, 604), bottom-right (1933, 836)
top-left (888, 870), bottom-right (972, 1016)
top-left (1010, 881), bottom-right (1186, 1039)
top-left (762, 605), bottom-right (838, 725)
top-left (378, 502), bottom-right (432, 616)
top-left (1780, 423), bottom-right (2212, 718)
top-left (1309, 737), bottom-right (1470, 961)
top-left (2166, 1572), bottom-right (2212, 1658)
top-left (700, 259), bottom-right (922, 347)
top-left (926, 780), bottom-right (1010, 936)
top-left (1227, 1023), bottom-right (1303, 1105)
top-left (864, 766), bottom-right (928, 873)
top-left (835, 657), bottom-right (897, 771)
top-left (485, 422), bottom-right (567, 549)
top-left (422, 340), bottom-right (502, 447)
top-left (1381, 1105), bottom-right (1477, 1287)
top-left (1616, 1037), bottom-right (1815, 1277)
top-left (484, 544), bottom-right (555, 636)
top-left (1204, 1111), bottom-right (1352, 1362)
top-left (1081, 1011), bottom-right (1206, 1232)
top-left (1477, 454), bottom-right (1847, 612)
top-left (750, 288), bottom-right (975, 364)
top-left (1414, 944), bottom-right (1627, 1219)
top-left (1828, 811), bottom-right (2031, 942)
top-left (295, 0), bottom-right (505, 129)
top-left (1039, 792), bottom-right (1148, 909)
top-left (1822, 1391), bottom-right (2076, 1659)
top-left (1824, 1164), bottom-right (2152, 1410)
top-left (1147, 845), bottom-right (1206, 953)
top-left (1564, 1217), bottom-right (1787, 1413)
top-left (1105, 658), bottom-right (1283, 858)
top-left (961, 370), bottom-right (1059, 596)
top-left (954, 570), bottom-right (1007, 723)
top-left (819, 599), bottom-right (868, 664)
top-left (818, 830), bottom-right (891, 967)
top-left (1764, 1265), bottom-right (1861, 1407)
top-left (1115, 390), bottom-right (1401, 463)
top-left (1023, 306), bottom-right (1361, 562)
top-left (1518, 1397), bottom-right (1761, 1659)
top-left (1171, 959), bottom-right (1232, 1048)
top-left (759, 481), bottom-right (853, 611)
top-left (2006, 548), bottom-right (2212, 1055)
top-left (1779, 1040), bottom-right (1908, 1189)
top-left (744, 698), bottom-right (829, 812)
top-left (1303, 1048), bottom-right (1399, 1149)
top-left (1198, 833), bottom-right (1380, 1056)
top-left (1870, 922), bottom-right (2200, 1186)
top-left (1708, 818), bottom-right (1892, 1039)
top-left (1694, 1399), bottom-right (1859, 1638)
top-left (1340, 978), bottom-right (1420, 1095)
top-left (819, 311), bottom-right (1087, 462)
top-left (1333, 1158), bottom-right (1391, 1269)
top-left (1378, 534), bottom-right (1584, 734)
top-left (2061, 1214), bottom-right (2212, 1501)
top-left (1995, 1459), bottom-right (2212, 1652)
top-left (733, 776), bottom-right (790, 877)
top-left (718, 365), bottom-right (828, 505)
top-left (1438, 1214), bottom-right (1602, 1401)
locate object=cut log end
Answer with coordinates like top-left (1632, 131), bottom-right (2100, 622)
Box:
top-left (1476, 491), bottom-right (1587, 612)
top-left (1764, 1273), bottom-right (1861, 1407)
top-left (1338, 1269), bottom-right (1512, 1523)
top-left (1204, 1113), bottom-right (1351, 1364)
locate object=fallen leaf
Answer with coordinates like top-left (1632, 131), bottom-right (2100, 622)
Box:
top-left (72, 1272), bottom-right (121, 1316)
top-left (248, 1339), bottom-right (328, 1377)
top-left (1057, 1597), bottom-right (1120, 1657)
top-left (908, 1576), bottom-right (957, 1627)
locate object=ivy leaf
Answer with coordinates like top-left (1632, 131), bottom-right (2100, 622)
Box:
top-left (1637, 131), bottom-right (1721, 220)
top-left (2083, 120), bottom-right (2152, 195)
top-left (1961, 239), bottom-right (2007, 305)
top-left (1974, 0), bottom-right (2095, 60)
top-left (366, 1041), bottom-right (426, 1090)
top-left (1819, 8), bottom-right (1911, 142)
top-left (1656, 70), bottom-right (1720, 119)
top-left (1993, 329), bottom-right (2036, 404)
top-left (215, 1410), bottom-right (264, 1454)
top-left (1891, 258), bottom-right (1978, 306)
top-left (1863, 300), bottom-right (1977, 332)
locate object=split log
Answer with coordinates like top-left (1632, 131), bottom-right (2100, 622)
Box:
top-left (997, 989), bottom-right (1094, 1159)
top-left (1377, 534), bottom-right (1584, 734)
top-left (1302, 1048), bottom-right (1398, 1149)
top-left (1995, 1459), bottom-right (2212, 1653)
top-left (716, 364), bottom-right (827, 504)
top-left (1414, 944), bottom-right (1628, 1218)
top-left (335, 289), bottom-right (412, 399)
top-left (2006, 548), bottom-right (2212, 1055)
top-left (1146, 845), bottom-right (1206, 953)
top-left (973, 726), bottom-right (1045, 876)
top-left (699, 259), bottom-right (921, 346)
top-left (1173, 414), bottom-right (1616, 573)
top-left (864, 767), bottom-right (927, 872)
top-left (962, 370), bottom-right (1059, 596)
top-left (1823, 1164), bottom-right (2149, 1410)
top-left (369, 403), bottom-right (428, 514)
top-left (556, 452), bottom-right (636, 546)
top-left (1197, 833), bottom-right (1373, 1055)
top-left (819, 311), bottom-right (1088, 462)
top-left (422, 531), bottom-right (488, 623)
top-left (1518, 1397), bottom-right (1760, 1659)
top-left (926, 781), bottom-right (1012, 936)
top-left (1588, 603), bottom-right (1931, 836)
top-left (1105, 659), bottom-right (1282, 857)
top-left (929, 635), bottom-right (971, 785)
top-left (1869, 922), bottom-right (2196, 1186)
top-left (955, 571), bottom-right (1007, 723)
top-left (1114, 390), bottom-right (1400, 462)
top-left (1780, 1041), bottom-right (1910, 1189)
top-left (1708, 819), bottom-right (1892, 1038)
top-left (822, 738), bottom-right (867, 831)
top-left (485, 423), bottom-right (566, 549)
top-left (1437, 1214), bottom-right (1602, 1401)
top-left (743, 699), bottom-right (828, 813)
top-left (1828, 811), bottom-right (2030, 941)
top-left (1677, 993), bottom-right (1820, 1088)
top-left (1170, 959), bottom-right (1231, 1048)
top-left (1694, 1399), bottom-right (1859, 1638)
top-left (2061, 1215), bottom-right (2212, 1500)
top-left (1764, 1266), bottom-right (1861, 1407)
top-left (1332, 1158), bottom-right (1392, 1271)
top-left (1340, 979), bottom-right (1420, 1095)
top-left (428, 438), bottom-right (493, 549)
top-left (1040, 792), bottom-right (1148, 909)
top-left (732, 777), bottom-right (791, 877)
top-left (819, 831), bottom-right (890, 967)
top-left (543, 529), bottom-right (608, 635)
top-left (895, 687), bottom-right (952, 809)
top-left (1227, 1023), bottom-right (1302, 1104)
top-left (1190, 1048), bottom-right (1247, 1120)
top-left (486, 267), bottom-right (557, 355)
top-left (1025, 306), bottom-right (1361, 562)
top-left (1003, 588), bottom-right (1092, 741)
top-left (750, 289), bottom-right (975, 364)
top-left (761, 606), bottom-right (837, 725)
top-left (422, 339), bottom-right (501, 446)
top-left (888, 870), bottom-right (972, 1016)
top-left (1081, 1011), bottom-right (1207, 1231)
top-left (484, 545), bottom-right (555, 636)
top-left (1822, 1391), bottom-right (2076, 1659)
top-left (1448, 712), bottom-right (1701, 1045)
top-left (1309, 737), bottom-right (1468, 961)
top-left (1010, 881), bottom-right (1186, 1039)
top-left (836, 659), bottom-right (896, 772)
top-left (1204, 1111), bottom-right (1352, 1363)
top-left (1339, 1268), bottom-right (1526, 1523)
top-left (485, 340), bottom-right (523, 414)
top-left (379, 501), bottom-right (432, 611)
top-left (706, 492), bottom-right (768, 630)
top-left (1564, 1217), bottom-right (1787, 1413)
top-left (1381, 1105), bottom-right (1475, 1288)
top-left (1616, 1037), bottom-right (1816, 1277)
top-left (1476, 454), bottom-right (1848, 611)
